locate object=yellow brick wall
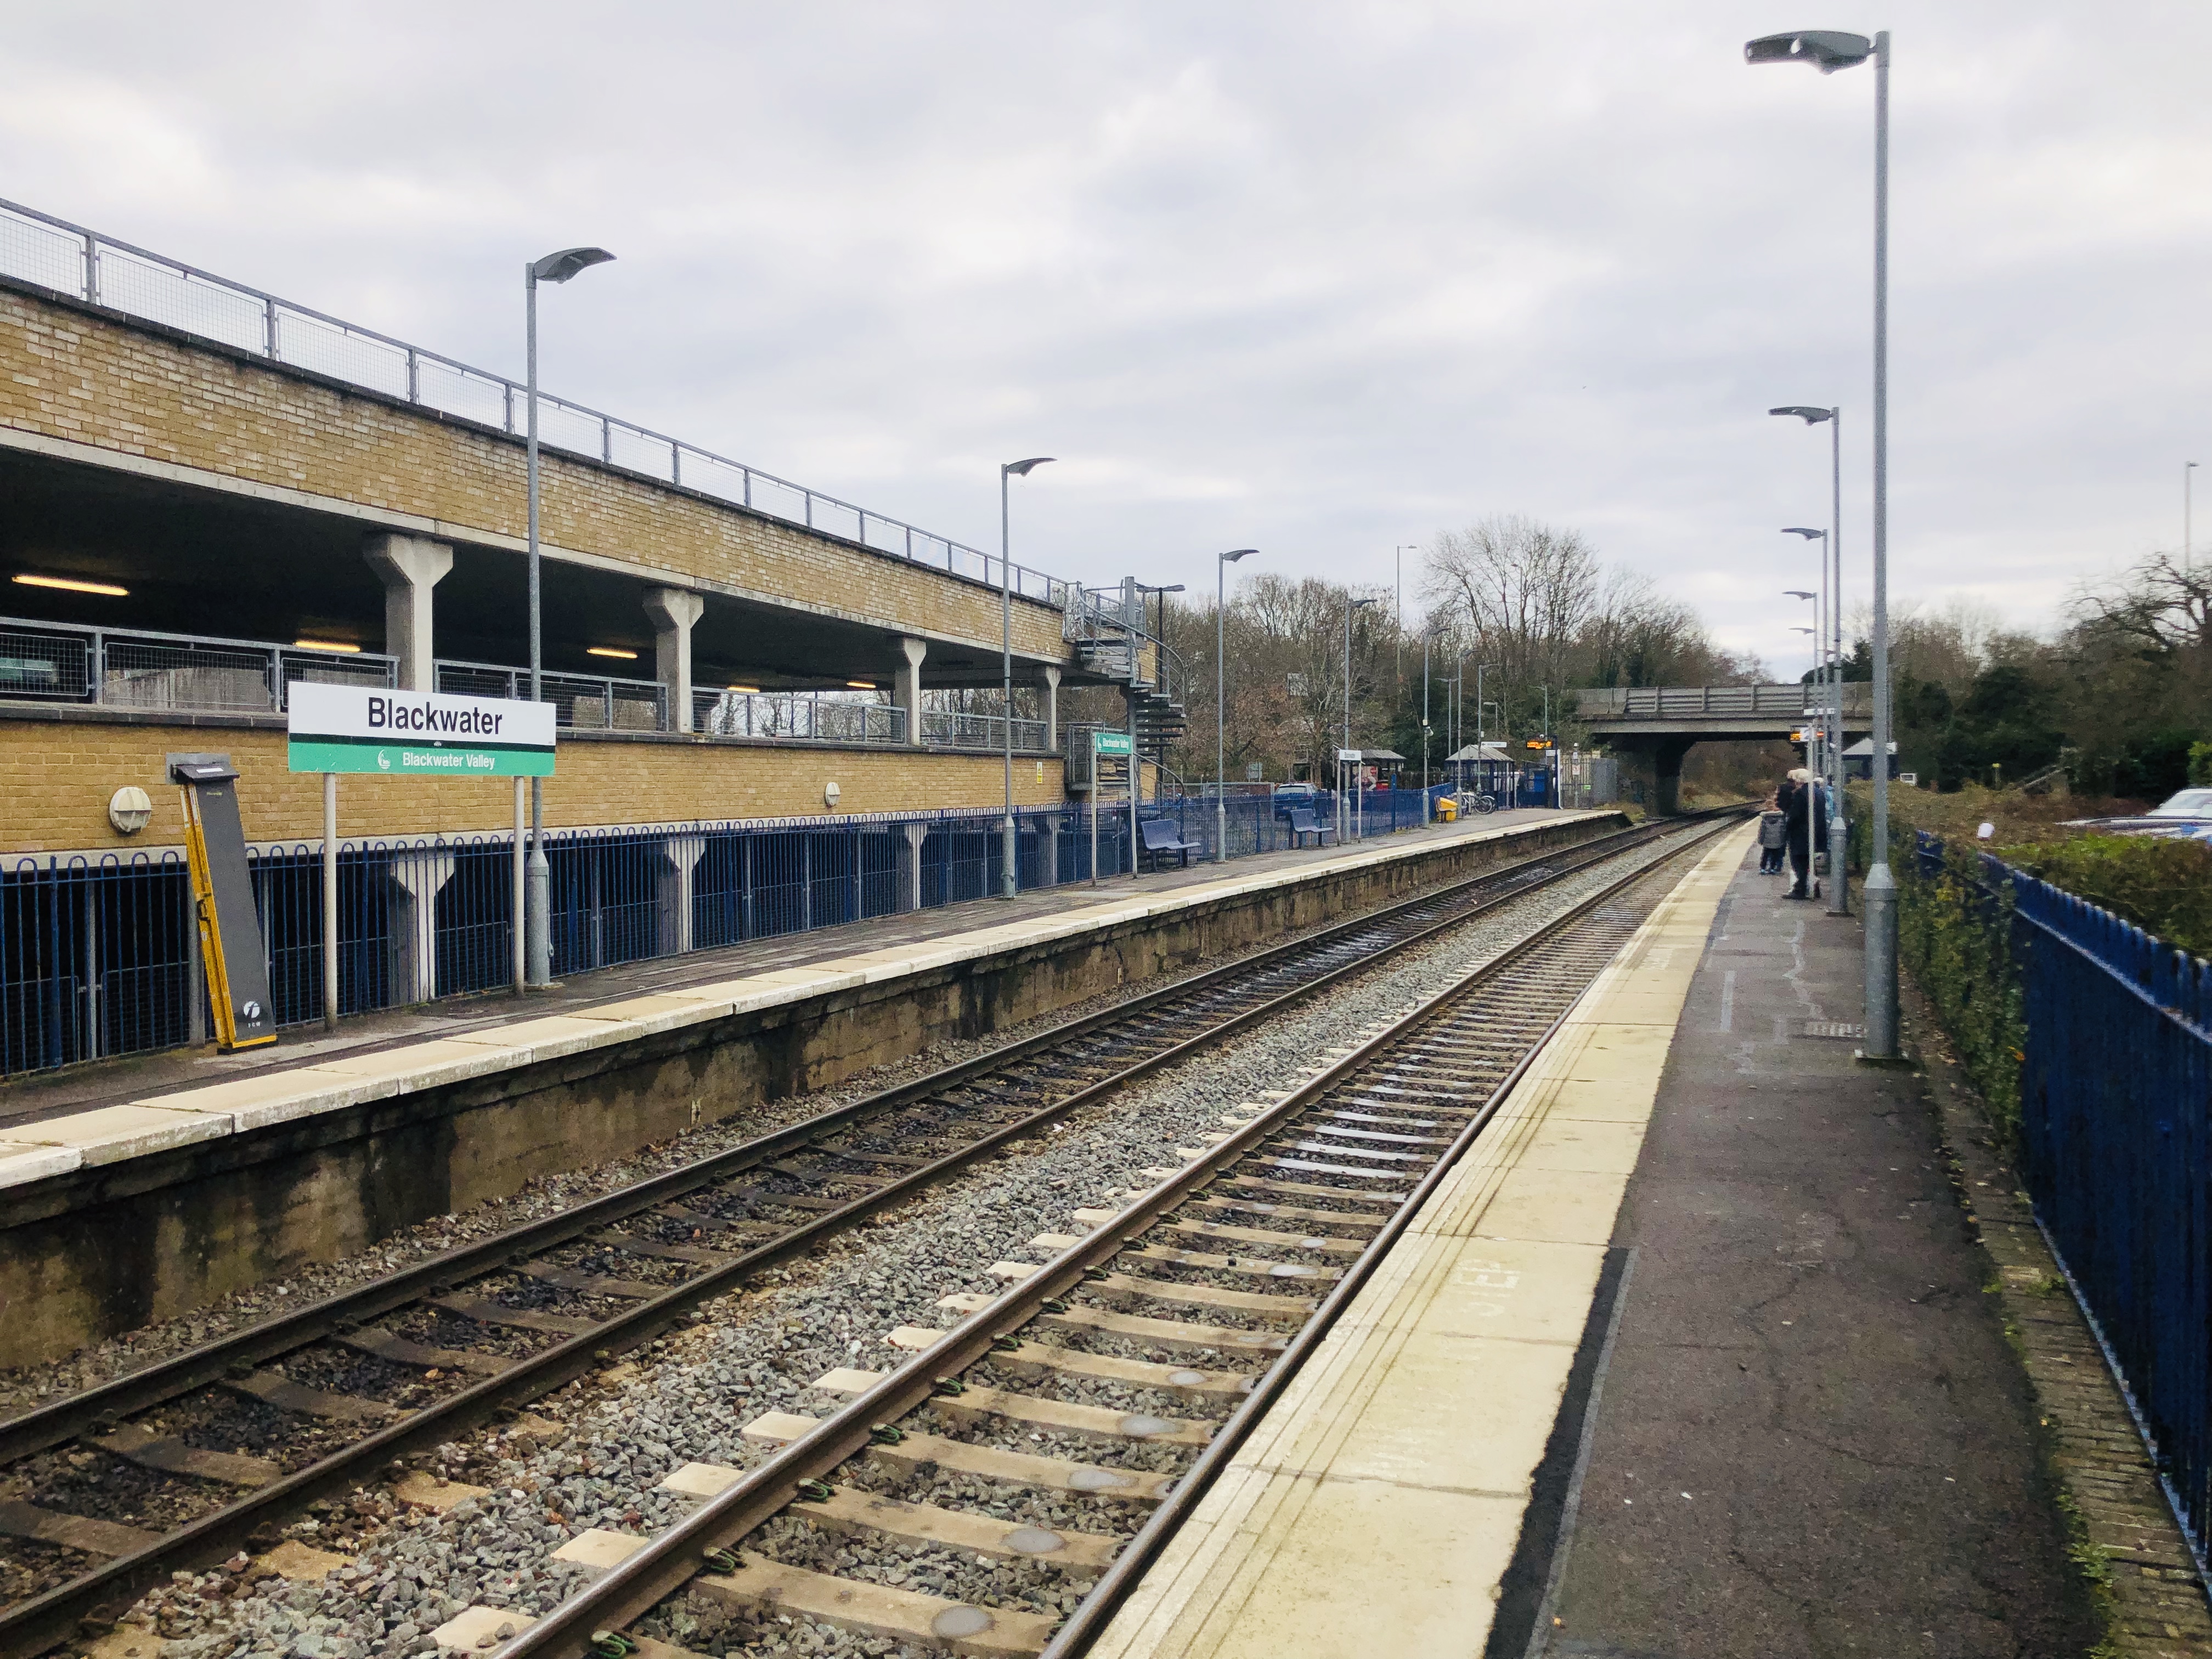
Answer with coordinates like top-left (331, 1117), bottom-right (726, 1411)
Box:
top-left (0, 718), bottom-right (1068, 853)
top-left (0, 287), bottom-right (1069, 662)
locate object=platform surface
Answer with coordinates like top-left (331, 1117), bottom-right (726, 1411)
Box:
top-left (1090, 822), bottom-right (1746, 1659)
top-left (0, 806), bottom-right (1603, 1184)
top-left (1096, 830), bottom-right (2100, 1659)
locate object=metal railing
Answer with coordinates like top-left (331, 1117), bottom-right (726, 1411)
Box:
top-left (1576, 683), bottom-right (1874, 718)
top-left (435, 659), bottom-right (666, 732)
top-left (918, 709), bottom-right (1051, 753)
top-left (0, 196), bottom-right (1070, 608)
top-left (1911, 834), bottom-right (2212, 1579)
top-left (692, 689), bottom-right (906, 746)
top-left (0, 804), bottom-right (1142, 1077)
top-left (0, 616), bottom-right (396, 712)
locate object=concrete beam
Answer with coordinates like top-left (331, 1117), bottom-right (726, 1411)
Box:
top-left (362, 533), bottom-right (454, 691)
top-left (644, 588), bottom-right (706, 732)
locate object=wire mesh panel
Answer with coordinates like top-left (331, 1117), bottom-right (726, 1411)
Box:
top-left (104, 636), bottom-right (275, 712)
top-left (98, 246), bottom-right (267, 353)
top-left (541, 672), bottom-right (665, 732)
top-left (415, 357), bottom-right (512, 430)
top-left (534, 400), bottom-right (608, 462)
top-left (0, 626), bottom-right (92, 699)
top-left (437, 662), bottom-right (522, 700)
top-left (273, 310), bottom-right (411, 398)
top-left (0, 207), bottom-right (83, 293)
top-left (606, 425), bottom-right (675, 482)
top-left (280, 650), bottom-right (397, 699)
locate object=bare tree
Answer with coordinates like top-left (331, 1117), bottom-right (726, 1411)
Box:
top-left (1420, 515), bottom-right (1603, 733)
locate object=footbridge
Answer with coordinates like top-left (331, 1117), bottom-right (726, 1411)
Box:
top-left (1578, 682), bottom-right (1871, 811)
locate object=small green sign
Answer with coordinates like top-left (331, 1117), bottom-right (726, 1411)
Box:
top-left (1092, 730), bottom-right (1134, 757)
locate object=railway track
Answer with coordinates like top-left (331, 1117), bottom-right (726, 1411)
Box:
top-left (0, 810), bottom-right (1736, 1658)
top-left (445, 812), bottom-right (1741, 1659)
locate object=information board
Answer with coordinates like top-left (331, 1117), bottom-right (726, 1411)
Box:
top-left (287, 683), bottom-right (556, 777)
top-left (1092, 730), bottom-right (1134, 757)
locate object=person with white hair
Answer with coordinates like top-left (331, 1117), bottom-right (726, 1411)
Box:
top-left (1781, 765), bottom-right (1828, 900)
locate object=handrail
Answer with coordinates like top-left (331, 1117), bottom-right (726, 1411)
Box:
top-left (0, 196), bottom-right (1069, 608)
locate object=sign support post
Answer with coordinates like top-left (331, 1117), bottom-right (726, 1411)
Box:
top-left (322, 771), bottom-right (338, 1031)
top-left (512, 777), bottom-right (527, 995)
top-left (1090, 731), bottom-right (1135, 882)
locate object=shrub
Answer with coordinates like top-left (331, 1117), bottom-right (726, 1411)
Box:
top-left (1895, 829), bottom-right (2026, 1144)
top-left (1996, 834), bottom-right (2212, 960)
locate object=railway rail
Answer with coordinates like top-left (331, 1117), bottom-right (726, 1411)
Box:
top-left (462, 812), bottom-right (1742, 1659)
top-left (0, 809), bottom-right (1737, 1658)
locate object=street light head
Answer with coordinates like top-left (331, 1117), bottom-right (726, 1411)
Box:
top-left (1221, 548), bottom-right (1259, 563)
top-left (1781, 527), bottom-right (1826, 540)
top-left (1002, 456), bottom-right (1055, 478)
top-left (1745, 30), bottom-right (1874, 72)
top-left (1786, 589), bottom-right (1817, 599)
top-left (529, 247), bottom-right (616, 285)
top-left (1791, 626), bottom-right (1816, 634)
top-left (1769, 405), bottom-right (1835, 424)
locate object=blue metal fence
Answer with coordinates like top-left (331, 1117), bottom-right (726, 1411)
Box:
top-left (0, 799), bottom-right (1205, 1079)
top-left (1993, 849), bottom-right (2212, 1573)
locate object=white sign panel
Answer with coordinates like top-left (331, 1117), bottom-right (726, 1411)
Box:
top-left (287, 683), bottom-right (557, 777)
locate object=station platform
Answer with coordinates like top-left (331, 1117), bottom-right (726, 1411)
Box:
top-left (0, 805), bottom-right (1621, 1369)
top-left (1097, 824), bottom-right (2098, 1658)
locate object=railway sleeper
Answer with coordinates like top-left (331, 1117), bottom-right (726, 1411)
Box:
top-left (692, 1557), bottom-right (1059, 1659)
top-left (810, 1370), bottom-right (1215, 1448)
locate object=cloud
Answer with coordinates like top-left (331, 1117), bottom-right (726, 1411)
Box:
top-left (5, 0), bottom-right (2209, 676)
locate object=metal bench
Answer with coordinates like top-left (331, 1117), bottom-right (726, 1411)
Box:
top-left (1139, 817), bottom-right (1198, 870)
top-left (1286, 807), bottom-right (1332, 848)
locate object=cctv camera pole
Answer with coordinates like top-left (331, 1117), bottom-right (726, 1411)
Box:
top-left (1826, 407), bottom-right (1849, 915)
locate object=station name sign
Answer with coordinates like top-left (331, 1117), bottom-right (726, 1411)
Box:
top-left (1092, 730), bottom-right (1134, 757)
top-left (287, 683), bottom-right (556, 777)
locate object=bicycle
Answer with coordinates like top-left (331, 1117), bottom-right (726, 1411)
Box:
top-left (1454, 791), bottom-right (1498, 816)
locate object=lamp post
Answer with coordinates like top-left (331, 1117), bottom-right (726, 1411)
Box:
top-left (1344, 596), bottom-right (1379, 838)
top-left (1748, 25), bottom-right (1894, 1054)
top-left (1216, 549), bottom-right (1259, 862)
top-left (523, 244), bottom-right (615, 989)
top-left (1773, 405), bottom-right (1847, 912)
top-left (997, 458), bottom-right (1054, 899)
top-left (2187, 460), bottom-right (2198, 576)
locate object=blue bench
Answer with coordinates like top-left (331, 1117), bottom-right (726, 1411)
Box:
top-left (1287, 807), bottom-right (1332, 848)
top-left (1139, 817), bottom-right (1198, 870)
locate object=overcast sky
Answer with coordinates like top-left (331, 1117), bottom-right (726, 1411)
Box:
top-left (7, 2), bottom-right (2208, 679)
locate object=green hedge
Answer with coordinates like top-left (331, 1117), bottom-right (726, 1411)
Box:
top-left (1893, 827), bottom-right (2027, 1146)
top-left (1996, 834), bottom-right (2212, 960)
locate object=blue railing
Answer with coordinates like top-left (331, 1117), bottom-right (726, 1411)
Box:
top-left (1994, 850), bottom-right (2212, 1573)
top-left (1914, 836), bottom-right (2212, 1575)
top-left (0, 805), bottom-right (1138, 1077)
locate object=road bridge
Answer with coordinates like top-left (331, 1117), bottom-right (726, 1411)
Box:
top-left (1578, 682), bottom-right (1871, 811)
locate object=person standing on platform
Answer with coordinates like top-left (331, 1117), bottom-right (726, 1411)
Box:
top-left (1782, 766), bottom-right (1826, 900)
top-left (1757, 791), bottom-right (1788, 875)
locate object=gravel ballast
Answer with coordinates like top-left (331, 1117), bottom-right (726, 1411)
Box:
top-left (41, 827), bottom-right (1709, 1659)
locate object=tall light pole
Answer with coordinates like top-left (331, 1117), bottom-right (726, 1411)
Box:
top-left (1786, 595), bottom-right (1821, 873)
top-left (1748, 25), bottom-right (1895, 1056)
top-left (2187, 461), bottom-right (2198, 576)
top-left (1773, 405), bottom-right (1847, 912)
top-left (1344, 595), bottom-right (1379, 837)
top-left (998, 457), bottom-right (1054, 899)
top-left (523, 244), bottom-right (615, 988)
top-left (1216, 549), bottom-right (1259, 862)
top-left (1395, 545), bottom-right (1417, 687)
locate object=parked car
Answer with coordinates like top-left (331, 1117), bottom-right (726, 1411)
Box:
top-left (2065, 787), bottom-right (2212, 839)
top-left (1272, 782), bottom-right (1323, 821)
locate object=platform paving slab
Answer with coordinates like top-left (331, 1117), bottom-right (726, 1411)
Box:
top-left (1533, 842), bottom-right (2103, 1659)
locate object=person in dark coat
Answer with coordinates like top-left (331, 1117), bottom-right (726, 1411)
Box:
top-left (1782, 766), bottom-right (1827, 899)
top-left (1757, 791), bottom-right (1788, 874)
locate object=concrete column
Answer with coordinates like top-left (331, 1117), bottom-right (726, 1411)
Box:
top-left (1038, 664), bottom-right (1062, 753)
top-left (894, 637), bottom-right (927, 746)
top-left (660, 833), bottom-right (706, 954)
top-left (644, 588), bottom-right (706, 732)
top-left (388, 848), bottom-right (458, 1005)
top-left (901, 821), bottom-right (928, 912)
top-left (363, 533), bottom-right (454, 691)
